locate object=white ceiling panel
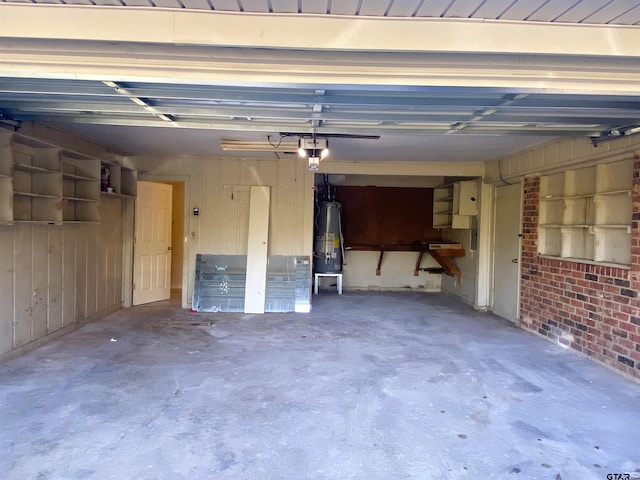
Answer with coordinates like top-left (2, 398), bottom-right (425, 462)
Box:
top-left (359, 0), bottom-right (391, 16)
top-left (445, 0), bottom-right (486, 18)
top-left (331, 0), bottom-right (360, 15)
top-left (92, 0), bottom-right (124, 5)
top-left (471, 0), bottom-right (517, 19)
top-left (1, 0), bottom-right (639, 24)
top-left (416, 0), bottom-right (454, 17)
top-left (302, 0), bottom-right (327, 14)
top-left (123, 0), bottom-right (153, 6)
top-left (499, 0), bottom-right (554, 21)
top-left (240, 0), bottom-right (270, 12)
top-left (610, 6), bottom-right (640, 25)
top-left (271, 0), bottom-right (299, 13)
top-left (152, 0), bottom-right (182, 7)
top-left (329, 0), bottom-right (360, 15)
top-left (181, 0), bottom-right (213, 9)
top-left (554, 0), bottom-right (613, 23)
top-left (210, 0), bottom-right (241, 10)
top-left (386, 0), bottom-right (423, 17)
top-left (527, 0), bottom-right (582, 22)
top-left (581, 0), bottom-right (640, 25)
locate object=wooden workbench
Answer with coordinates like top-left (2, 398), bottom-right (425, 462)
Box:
top-left (345, 242), bottom-right (466, 284)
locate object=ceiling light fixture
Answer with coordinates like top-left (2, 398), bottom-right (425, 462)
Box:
top-left (298, 136), bottom-right (329, 170)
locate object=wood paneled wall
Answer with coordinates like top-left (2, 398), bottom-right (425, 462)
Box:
top-left (0, 197), bottom-right (128, 359)
top-left (132, 156), bottom-right (315, 307)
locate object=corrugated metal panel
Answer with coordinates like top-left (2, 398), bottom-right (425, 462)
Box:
top-left (193, 255), bottom-right (247, 312)
top-left (193, 254), bottom-right (311, 312)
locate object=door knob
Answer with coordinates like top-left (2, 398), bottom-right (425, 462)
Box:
top-left (511, 258), bottom-right (518, 264)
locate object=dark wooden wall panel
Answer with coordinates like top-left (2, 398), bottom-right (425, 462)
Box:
top-left (334, 186), bottom-right (442, 248)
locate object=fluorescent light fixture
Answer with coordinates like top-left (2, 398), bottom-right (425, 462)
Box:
top-left (220, 139), bottom-right (298, 153)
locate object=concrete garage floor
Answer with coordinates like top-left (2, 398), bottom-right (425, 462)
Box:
top-left (1, 292), bottom-right (639, 480)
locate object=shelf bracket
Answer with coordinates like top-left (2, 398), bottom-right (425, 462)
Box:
top-left (414, 248), bottom-right (426, 276)
top-left (430, 249), bottom-right (463, 284)
top-left (376, 249), bottom-right (384, 276)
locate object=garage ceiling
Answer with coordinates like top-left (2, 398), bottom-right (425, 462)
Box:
top-left (1, 1), bottom-right (640, 161)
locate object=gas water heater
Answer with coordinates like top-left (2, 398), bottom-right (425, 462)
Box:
top-left (314, 201), bottom-right (343, 273)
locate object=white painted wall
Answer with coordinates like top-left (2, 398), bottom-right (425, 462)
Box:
top-left (343, 251), bottom-right (441, 291)
top-left (133, 156), bottom-right (315, 307)
top-left (133, 157), bottom-right (491, 301)
top-left (440, 228), bottom-right (478, 304)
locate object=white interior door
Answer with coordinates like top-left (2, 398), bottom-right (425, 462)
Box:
top-left (492, 182), bottom-right (522, 322)
top-left (133, 181), bottom-right (172, 305)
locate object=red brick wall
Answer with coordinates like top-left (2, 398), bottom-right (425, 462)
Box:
top-left (520, 160), bottom-right (640, 381)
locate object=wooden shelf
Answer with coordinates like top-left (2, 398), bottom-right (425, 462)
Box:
top-left (14, 162), bottom-right (58, 174)
top-left (538, 159), bottom-right (632, 265)
top-left (63, 196), bottom-right (98, 203)
top-left (62, 172), bottom-right (98, 182)
top-left (14, 191), bottom-right (60, 199)
top-left (432, 180), bottom-right (478, 230)
top-left (0, 130), bottom-right (136, 224)
top-left (594, 189), bottom-right (631, 197)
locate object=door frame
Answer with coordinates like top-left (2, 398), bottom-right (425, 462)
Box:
top-left (491, 181), bottom-right (523, 323)
top-left (134, 174), bottom-right (190, 309)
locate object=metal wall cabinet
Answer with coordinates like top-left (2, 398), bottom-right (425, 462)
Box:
top-left (538, 159), bottom-right (632, 265)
